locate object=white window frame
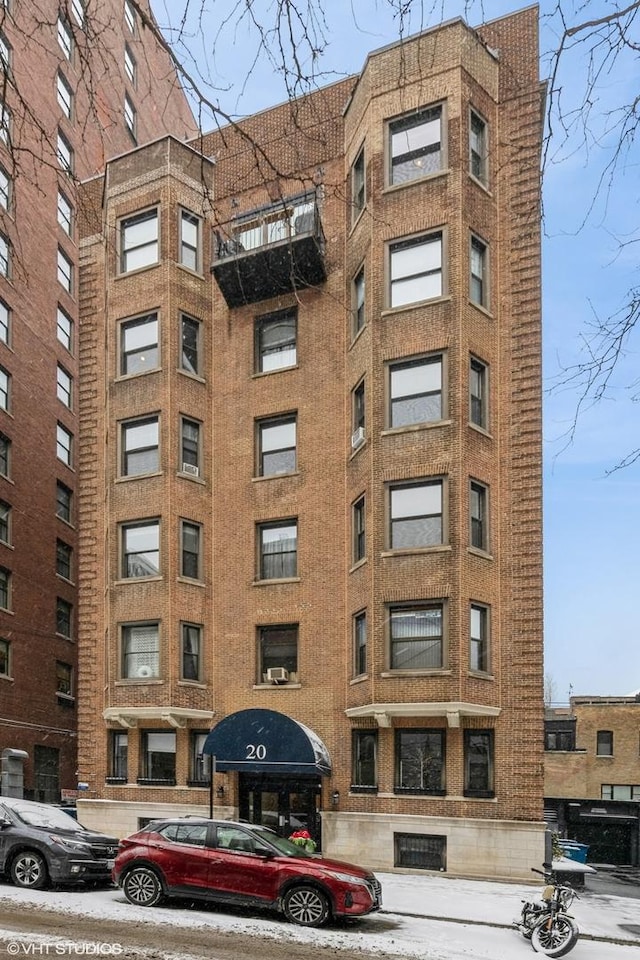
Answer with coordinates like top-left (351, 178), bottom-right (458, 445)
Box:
top-left (122, 622), bottom-right (159, 680)
top-left (120, 208), bottom-right (159, 273)
top-left (470, 108), bottom-right (488, 185)
top-left (124, 94), bottom-right (136, 138)
top-left (389, 232), bottom-right (443, 308)
top-left (388, 104), bottom-right (443, 185)
top-left (57, 72), bottom-right (73, 120)
top-left (71, 0), bottom-right (84, 27)
top-left (57, 130), bottom-right (73, 174)
top-left (0, 366), bottom-right (9, 411)
top-left (57, 190), bottom-right (73, 236)
top-left (120, 312), bottom-right (158, 376)
top-left (179, 209), bottom-right (201, 272)
top-left (0, 233), bottom-right (9, 278)
top-left (121, 520), bottom-right (160, 579)
top-left (258, 415), bottom-right (296, 477)
top-left (121, 415), bottom-right (159, 477)
top-left (57, 306), bottom-right (73, 352)
top-left (351, 146), bottom-right (365, 222)
top-left (470, 234), bottom-right (489, 308)
top-left (124, 44), bottom-right (136, 85)
top-left (470, 603), bottom-right (490, 673)
top-left (389, 479), bottom-right (444, 550)
top-left (57, 247), bottom-right (73, 293)
top-left (0, 299), bottom-right (9, 345)
top-left (124, 0), bottom-right (137, 34)
top-left (57, 364), bottom-right (72, 408)
top-left (389, 353), bottom-right (443, 428)
top-left (56, 423), bottom-right (73, 466)
top-left (57, 16), bottom-right (72, 59)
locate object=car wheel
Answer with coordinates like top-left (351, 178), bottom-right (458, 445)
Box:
top-left (282, 885), bottom-right (330, 927)
top-left (10, 851), bottom-right (48, 890)
top-left (122, 866), bottom-right (164, 907)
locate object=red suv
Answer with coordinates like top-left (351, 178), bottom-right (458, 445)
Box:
top-left (113, 818), bottom-right (381, 927)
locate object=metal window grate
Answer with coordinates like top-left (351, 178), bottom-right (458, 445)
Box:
top-left (394, 832), bottom-right (446, 871)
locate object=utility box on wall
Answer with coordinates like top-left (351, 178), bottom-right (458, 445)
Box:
top-left (1, 749), bottom-right (28, 798)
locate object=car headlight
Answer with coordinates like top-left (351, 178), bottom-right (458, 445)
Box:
top-left (49, 834), bottom-right (92, 852)
top-left (324, 871), bottom-right (369, 885)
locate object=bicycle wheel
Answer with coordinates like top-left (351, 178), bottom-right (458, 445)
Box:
top-left (531, 914), bottom-right (579, 957)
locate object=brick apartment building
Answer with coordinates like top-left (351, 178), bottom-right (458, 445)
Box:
top-left (545, 695), bottom-right (640, 865)
top-left (0, 0), bottom-right (195, 801)
top-left (74, 4), bottom-right (546, 879)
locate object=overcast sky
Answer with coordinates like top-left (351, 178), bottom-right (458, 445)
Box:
top-left (153, 0), bottom-right (640, 702)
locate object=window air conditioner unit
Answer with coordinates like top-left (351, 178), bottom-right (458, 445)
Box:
top-left (136, 665), bottom-right (153, 679)
top-left (182, 463), bottom-right (199, 477)
top-left (351, 426), bottom-right (365, 450)
top-left (266, 667), bottom-right (289, 684)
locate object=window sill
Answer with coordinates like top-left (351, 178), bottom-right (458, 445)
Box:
top-left (382, 420), bottom-right (452, 437)
top-left (467, 547), bottom-right (493, 561)
top-left (177, 470), bottom-right (205, 484)
top-left (177, 368), bottom-right (206, 384)
top-left (468, 422), bottom-right (492, 439)
top-left (252, 364), bottom-right (298, 379)
top-left (114, 368), bottom-right (162, 383)
top-left (467, 670), bottom-right (495, 681)
top-left (350, 673), bottom-right (369, 685)
top-left (116, 262), bottom-right (160, 281)
top-left (382, 168), bottom-right (449, 195)
top-left (381, 295), bottom-right (452, 318)
top-left (115, 678), bottom-right (163, 686)
top-left (348, 205), bottom-right (367, 237)
top-left (349, 438), bottom-right (368, 461)
top-left (596, 754), bottom-right (614, 759)
top-left (469, 173), bottom-right (492, 196)
top-left (349, 324), bottom-right (366, 350)
top-left (468, 299), bottom-right (493, 320)
top-left (252, 471), bottom-right (300, 483)
top-left (381, 545), bottom-right (451, 558)
top-left (113, 576), bottom-right (163, 585)
top-left (253, 577), bottom-right (300, 587)
top-left (177, 679), bottom-right (207, 688)
top-left (177, 576), bottom-right (205, 587)
top-left (252, 682), bottom-right (302, 690)
top-left (56, 574), bottom-right (76, 586)
top-left (56, 694), bottom-right (75, 706)
top-left (380, 669), bottom-right (451, 678)
top-left (115, 471), bottom-right (163, 484)
top-left (349, 558), bottom-right (367, 574)
top-left (0, 673), bottom-right (13, 682)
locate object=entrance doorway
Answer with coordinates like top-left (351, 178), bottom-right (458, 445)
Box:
top-left (238, 774), bottom-right (321, 848)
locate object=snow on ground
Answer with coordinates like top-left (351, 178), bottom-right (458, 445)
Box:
top-left (0, 872), bottom-right (638, 960)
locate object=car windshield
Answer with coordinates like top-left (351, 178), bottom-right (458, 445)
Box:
top-left (4, 801), bottom-right (84, 832)
top-left (250, 826), bottom-right (309, 857)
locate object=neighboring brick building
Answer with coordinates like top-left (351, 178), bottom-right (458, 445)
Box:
top-left (545, 695), bottom-right (640, 865)
top-left (76, 6), bottom-right (546, 879)
top-left (0, 0), bottom-right (195, 801)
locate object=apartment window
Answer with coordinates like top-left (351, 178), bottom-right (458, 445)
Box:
top-left (258, 521), bottom-right (297, 580)
top-left (124, 94), bottom-right (136, 139)
top-left (470, 603), bottom-right (489, 673)
top-left (57, 130), bottom-right (73, 174)
top-left (71, 0), bottom-right (84, 26)
top-left (56, 423), bottom-right (72, 465)
top-left (470, 356), bottom-right (488, 429)
top-left (120, 209), bottom-right (158, 273)
top-left (56, 539), bottom-right (72, 580)
top-left (352, 729), bottom-right (377, 790)
top-left (122, 520), bottom-right (160, 578)
top-left (0, 500), bottom-right (10, 544)
top-left (181, 623), bottom-right (202, 681)
top-left (389, 232), bottom-right (442, 308)
top-left (0, 433), bottom-right (9, 476)
top-left (470, 235), bottom-right (488, 308)
top-left (396, 729), bottom-right (445, 794)
top-left (390, 480), bottom-right (443, 549)
top-left (601, 785), bottom-right (640, 801)
top-left (0, 103), bottom-right (10, 146)
top-left (390, 603), bottom-right (443, 670)
top-left (57, 248), bottom-right (73, 293)
top-left (353, 610), bottom-right (367, 677)
top-left (258, 416), bottom-right (296, 476)
top-left (351, 147), bottom-right (365, 221)
top-left (352, 496), bottom-right (365, 564)
top-left (189, 732), bottom-right (208, 784)
top-left (259, 624), bottom-right (298, 679)
top-left (121, 416), bottom-right (159, 476)
top-left (395, 833), bottom-right (446, 871)
top-left (181, 418), bottom-right (200, 476)
top-left (56, 598), bottom-right (72, 638)
top-left (0, 566), bottom-right (10, 609)
top-left (109, 731), bottom-right (128, 781)
top-left (57, 17), bottom-right (72, 59)
top-left (57, 191), bottom-right (73, 236)
top-left (470, 480), bottom-right (488, 552)
top-left (56, 365), bottom-right (72, 408)
top-left (180, 210), bottom-right (200, 271)
top-left (0, 637), bottom-right (9, 676)
top-left (56, 481), bottom-right (72, 523)
top-left (352, 265), bottom-right (365, 337)
top-left (124, 44), bottom-right (136, 85)
top-left (0, 300), bottom-right (8, 345)
top-left (124, 0), bottom-right (137, 34)
top-left (389, 105), bottom-right (443, 184)
top-left (0, 233), bottom-right (9, 278)
top-left (0, 32), bottom-right (10, 69)
top-left (120, 313), bottom-right (158, 376)
top-left (56, 661), bottom-right (73, 697)
top-left (140, 731), bottom-right (176, 784)
top-left (597, 730), bottom-right (613, 756)
top-left (389, 354), bottom-right (443, 428)
top-left (0, 167), bottom-right (10, 212)
top-left (0, 366), bottom-right (10, 411)
top-left (180, 314), bottom-right (200, 375)
top-left (470, 109), bottom-right (488, 184)
top-left (57, 306), bottom-right (73, 352)
top-left (545, 729), bottom-right (575, 751)
top-left (56, 72), bottom-right (73, 119)
top-left (256, 310), bottom-right (296, 372)
top-left (122, 622), bottom-right (159, 679)
top-left (180, 520), bottom-right (202, 580)
top-left (464, 729), bottom-right (494, 797)
top-left (352, 379), bottom-right (365, 446)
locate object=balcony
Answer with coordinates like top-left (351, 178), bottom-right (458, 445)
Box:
top-left (212, 195), bottom-right (326, 307)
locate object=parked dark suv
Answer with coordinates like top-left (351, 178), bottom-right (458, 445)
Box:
top-left (0, 797), bottom-right (119, 889)
top-left (114, 818), bottom-right (382, 927)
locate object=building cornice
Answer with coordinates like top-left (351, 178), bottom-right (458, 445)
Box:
top-left (345, 702), bottom-right (501, 728)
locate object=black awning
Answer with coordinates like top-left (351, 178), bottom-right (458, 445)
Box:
top-left (202, 708), bottom-right (331, 776)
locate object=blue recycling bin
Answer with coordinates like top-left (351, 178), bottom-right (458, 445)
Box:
top-left (559, 840), bottom-right (589, 864)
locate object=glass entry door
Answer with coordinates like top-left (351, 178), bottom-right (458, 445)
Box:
top-left (238, 775), bottom-right (321, 848)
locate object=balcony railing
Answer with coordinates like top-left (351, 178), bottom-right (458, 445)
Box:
top-left (212, 195), bottom-right (326, 307)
